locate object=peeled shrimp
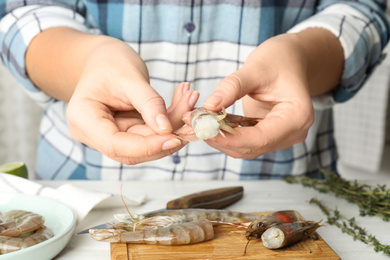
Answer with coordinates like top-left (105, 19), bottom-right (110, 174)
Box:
top-left (175, 107), bottom-right (260, 141)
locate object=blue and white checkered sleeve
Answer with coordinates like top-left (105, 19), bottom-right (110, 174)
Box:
top-left (288, 1), bottom-right (389, 104)
top-left (0, 5), bottom-right (89, 106)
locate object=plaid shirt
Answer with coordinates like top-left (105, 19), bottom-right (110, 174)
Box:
top-left (0, 0), bottom-right (388, 180)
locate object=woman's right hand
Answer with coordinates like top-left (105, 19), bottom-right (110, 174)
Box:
top-left (26, 27), bottom-right (199, 164)
top-left (67, 43), bottom-right (199, 164)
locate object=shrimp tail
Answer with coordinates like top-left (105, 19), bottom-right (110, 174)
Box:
top-left (223, 114), bottom-right (261, 127)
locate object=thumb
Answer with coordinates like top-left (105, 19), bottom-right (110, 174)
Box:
top-left (130, 83), bottom-right (172, 134)
top-left (203, 68), bottom-right (255, 111)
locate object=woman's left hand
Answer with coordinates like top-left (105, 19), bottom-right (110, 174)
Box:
top-left (183, 28), bottom-right (343, 159)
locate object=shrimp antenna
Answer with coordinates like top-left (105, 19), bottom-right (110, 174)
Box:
top-left (105, 215), bottom-right (115, 226)
top-left (120, 184), bottom-right (134, 220)
top-left (242, 239), bottom-right (251, 256)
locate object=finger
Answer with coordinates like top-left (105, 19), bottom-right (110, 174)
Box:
top-left (128, 82), bottom-right (173, 134)
top-left (108, 135), bottom-right (186, 165)
top-left (114, 110), bottom-right (144, 132)
top-left (109, 132), bottom-right (185, 163)
top-left (169, 82), bottom-right (190, 112)
top-left (108, 132), bottom-right (183, 158)
top-left (204, 127), bottom-right (265, 159)
top-left (181, 111), bottom-right (192, 126)
top-left (168, 90), bottom-right (199, 131)
top-left (109, 141), bottom-right (185, 165)
top-left (203, 67), bottom-right (258, 111)
top-left (206, 105), bottom-right (313, 158)
top-left (68, 99), bottom-right (182, 158)
top-left (174, 125), bottom-right (198, 142)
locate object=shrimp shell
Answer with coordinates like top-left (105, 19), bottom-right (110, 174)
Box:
top-left (90, 209), bottom-right (262, 245)
top-left (145, 209), bottom-right (260, 223)
top-left (115, 209), bottom-right (261, 229)
top-left (245, 210), bottom-right (304, 240)
top-left (89, 219), bottom-right (214, 245)
top-left (0, 226), bottom-right (54, 255)
top-left (261, 221), bottom-right (321, 249)
top-left (0, 210), bottom-right (44, 237)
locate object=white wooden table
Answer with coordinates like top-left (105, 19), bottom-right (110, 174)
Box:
top-left (39, 178), bottom-right (390, 260)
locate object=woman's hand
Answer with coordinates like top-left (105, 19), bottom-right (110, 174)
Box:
top-left (195, 28), bottom-right (343, 159)
top-left (68, 79), bottom-right (199, 165)
top-left (26, 27), bottom-right (199, 164)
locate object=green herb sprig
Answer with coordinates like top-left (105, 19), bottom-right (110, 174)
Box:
top-left (284, 169), bottom-right (390, 221)
top-left (309, 198), bottom-right (390, 256)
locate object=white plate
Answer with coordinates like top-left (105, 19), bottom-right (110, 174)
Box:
top-left (0, 193), bottom-right (77, 260)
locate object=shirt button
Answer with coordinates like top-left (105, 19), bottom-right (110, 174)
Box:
top-left (172, 155), bottom-right (181, 164)
top-left (185, 22), bottom-right (195, 33)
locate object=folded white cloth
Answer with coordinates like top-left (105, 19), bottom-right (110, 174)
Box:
top-left (0, 173), bottom-right (147, 222)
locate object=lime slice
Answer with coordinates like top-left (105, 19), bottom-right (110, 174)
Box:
top-left (0, 162), bottom-right (28, 178)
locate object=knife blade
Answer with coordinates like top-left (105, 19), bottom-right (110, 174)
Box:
top-left (76, 186), bottom-right (243, 235)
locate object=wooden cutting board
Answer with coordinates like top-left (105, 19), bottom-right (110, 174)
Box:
top-left (110, 212), bottom-right (340, 260)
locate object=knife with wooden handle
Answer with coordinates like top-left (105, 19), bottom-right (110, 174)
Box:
top-left (166, 186), bottom-right (243, 209)
top-left (77, 186), bottom-right (244, 234)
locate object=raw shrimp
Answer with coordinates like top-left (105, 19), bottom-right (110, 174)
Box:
top-left (0, 225), bottom-right (54, 255)
top-left (243, 210), bottom-right (314, 255)
top-left (90, 209), bottom-right (261, 245)
top-left (176, 107), bottom-right (260, 141)
top-left (0, 210), bottom-right (44, 237)
top-left (89, 219), bottom-right (214, 245)
top-left (261, 221), bottom-right (322, 249)
top-left (144, 209), bottom-right (260, 223)
top-left (112, 209), bottom-right (261, 230)
top-left (245, 210), bottom-right (304, 240)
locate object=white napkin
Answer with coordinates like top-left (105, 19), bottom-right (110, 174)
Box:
top-left (0, 173), bottom-right (147, 222)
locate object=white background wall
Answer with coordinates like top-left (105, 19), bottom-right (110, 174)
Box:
top-left (0, 65), bottom-right (43, 178)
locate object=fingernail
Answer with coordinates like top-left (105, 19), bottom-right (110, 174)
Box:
top-left (162, 139), bottom-right (182, 150)
top-left (189, 91), bottom-right (199, 108)
top-left (156, 114), bottom-right (172, 131)
top-left (204, 94), bottom-right (222, 108)
top-left (183, 82), bottom-right (190, 94)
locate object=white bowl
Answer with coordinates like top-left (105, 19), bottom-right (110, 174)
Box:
top-left (0, 193), bottom-right (77, 260)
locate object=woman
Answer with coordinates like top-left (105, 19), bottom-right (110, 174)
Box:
top-left (0, 1), bottom-right (388, 180)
